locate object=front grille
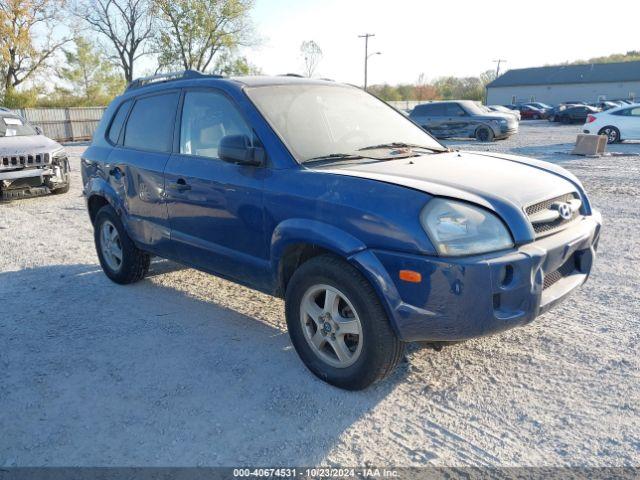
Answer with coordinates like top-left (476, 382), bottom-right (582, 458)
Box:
top-left (543, 257), bottom-right (577, 290)
top-left (526, 192), bottom-right (581, 236)
top-left (1, 153), bottom-right (49, 169)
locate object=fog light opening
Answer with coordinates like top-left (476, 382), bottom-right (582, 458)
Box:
top-left (499, 264), bottom-right (514, 287)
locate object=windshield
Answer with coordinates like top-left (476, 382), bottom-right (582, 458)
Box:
top-left (0, 115), bottom-right (37, 138)
top-left (462, 101), bottom-right (486, 115)
top-left (246, 84), bottom-right (445, 163)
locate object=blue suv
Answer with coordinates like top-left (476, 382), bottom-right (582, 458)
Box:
top-left (82, 71), bottom-right (601, 390)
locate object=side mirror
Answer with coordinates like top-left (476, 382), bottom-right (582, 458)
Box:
top-left (34, 126), bottom-right (43, 135)
top-left (218, 134), bottom-right (264, 166)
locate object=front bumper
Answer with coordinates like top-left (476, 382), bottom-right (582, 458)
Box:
top-left (498, 125), bottom-right (518, 138)
top-left (351, 211), bottom-right (602, 342)
top-left (0, 157), bottom-right (70, 200)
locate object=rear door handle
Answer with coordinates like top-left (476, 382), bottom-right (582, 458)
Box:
top-left (173, 178), bottom-right (191, 191)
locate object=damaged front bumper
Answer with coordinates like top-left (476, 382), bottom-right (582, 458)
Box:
top-left (0, 156), bottom-right (70, 200)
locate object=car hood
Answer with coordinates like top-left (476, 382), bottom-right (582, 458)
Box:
top-left (476, 112), bottom-right (515, 122)
top-left (317, 150), bottom-right (587, 242)
top-left (0, 135), bottom-right (61, 156)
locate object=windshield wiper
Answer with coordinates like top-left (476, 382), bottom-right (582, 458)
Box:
top-left (303, 153), bottom-right (366, 164)
top-left (358, 142), bottom-right (447, 152)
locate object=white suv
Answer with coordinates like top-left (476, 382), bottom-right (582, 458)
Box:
top-left (583, 103), bottom-right (640, 143)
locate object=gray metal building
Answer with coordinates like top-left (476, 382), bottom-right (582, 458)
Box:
top-left (486, 61), bottom-right (640, 105)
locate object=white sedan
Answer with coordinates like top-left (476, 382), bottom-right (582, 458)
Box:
top-left (583, 103), bottom-right (640, 143)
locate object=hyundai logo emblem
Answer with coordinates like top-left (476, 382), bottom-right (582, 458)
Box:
top-left (556, 202), bottom-right (572, 220)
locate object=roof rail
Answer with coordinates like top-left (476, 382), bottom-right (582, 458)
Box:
top-left (126, 70), bottom-right (223, 91)
top-left (280, 73), bottom-right (305, 78)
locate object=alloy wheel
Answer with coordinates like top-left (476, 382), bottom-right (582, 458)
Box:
top-left (299, 284), bottom-right (363, 368)
top-left (100, 220), bottom-right (123, 271)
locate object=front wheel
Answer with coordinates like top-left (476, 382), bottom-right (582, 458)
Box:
top-left (598, 126), bottom-right (621, 144)
top-left (285, 255), bottom-right (404, 390)
top-left (475, 126), bottom-right (495, 142)
top-left (94, 204), bottom-right (150, 284)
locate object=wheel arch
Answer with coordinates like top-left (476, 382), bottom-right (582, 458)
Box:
top-left (271, 219), bottom-right (367, 296)
top-left (84, 177), bottom-right (125, 225)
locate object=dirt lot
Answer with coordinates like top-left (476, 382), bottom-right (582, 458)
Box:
top-left (1, 121), bottom-right (638, 467)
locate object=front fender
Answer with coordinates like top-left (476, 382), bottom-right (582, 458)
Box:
top-left (270, 217), bottom-right (367, 273)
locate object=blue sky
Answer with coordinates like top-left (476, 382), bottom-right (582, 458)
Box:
top-left (241, 0), bottom-right (639, 85)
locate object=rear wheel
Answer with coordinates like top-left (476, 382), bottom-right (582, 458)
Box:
top-left (475, 126), bottom-right (494, 142)
top-left (94, 204), bottom-right (150, 284)
top-left (598, 126), bottom-right (621, 144)
top-left (285, 255), bottom-right (404, 390)
top-left (561, 115), bottom-right (571, 124)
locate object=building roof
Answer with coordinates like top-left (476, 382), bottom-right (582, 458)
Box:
top-left (487, 61), bottom-right (640, 88)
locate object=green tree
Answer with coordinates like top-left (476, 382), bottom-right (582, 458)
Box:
top-left (154, 0), bottom-right (253, 72)
top-left (55, 36), bottom-right (125, 106)
top-left (213, 52), bottom-right (261, 76)
top-left (0, 0), bottom-right (70, 102)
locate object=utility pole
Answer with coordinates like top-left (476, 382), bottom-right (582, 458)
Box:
top-left (359, 33), bottom-right (375, 90)
top-left (493, 59), bottom-right (507, 77)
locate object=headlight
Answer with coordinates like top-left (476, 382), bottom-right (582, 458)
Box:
top-left (420, 198), bottom-right (514, 256)
top-left (51, 147), bottom-right (67, 159)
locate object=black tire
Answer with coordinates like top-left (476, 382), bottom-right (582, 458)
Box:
top-left (598, 126), bottom-right (621, 144)
top-left (475, 126), bottom-right (494, 142)
top-left (560, 115), bottom-right (571, 124)
top-left (548, 115), bottom-right (555, 122)
top-left (285, 254), bottom-right (404, 390)
top-left (532, 114), bottom-right (540, 120)
top-left (94, 204), bottom-right (150, 284)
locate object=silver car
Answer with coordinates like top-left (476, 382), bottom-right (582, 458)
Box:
top-left (0, 109), bottom-right (70, 200)
top-left (409, 100), bottom-right (518, 142)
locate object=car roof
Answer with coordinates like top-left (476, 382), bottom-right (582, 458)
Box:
top-left (122, 71), bottom-right (342, 97)
top-left (605, 102), bottom-right (640, 113)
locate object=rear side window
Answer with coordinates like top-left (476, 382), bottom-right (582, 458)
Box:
top-left (124, 92), bottom-right (179, 152)
top-left (444, 103), bottom-right (466, 116)
top-left (107, 100), bottom-right (131, 144)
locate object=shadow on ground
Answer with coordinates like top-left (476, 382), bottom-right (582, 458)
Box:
top-left (0, 263), bottom-right (407, 466)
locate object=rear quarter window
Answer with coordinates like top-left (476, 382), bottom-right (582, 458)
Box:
top-left (107, 100), bottom-right (132, 144)
top-left (123, 92), bottom-right (180, 152)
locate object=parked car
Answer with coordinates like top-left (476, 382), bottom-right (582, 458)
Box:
top-left (409, 100), bottom-right (518, 141)
top-left (555, 105), bottom-right (600, 124)
top-left (82, 72), bottom-right (601, 390)
top-left (511, 104), bottom-right (547, 120)
top-left (524, 102), bottom-right (553, 116)
top-left (487, 104), bottom-right (521, 121)
top-left (526, 102), bottom-right (553, 111)
top-left (0, 109), bottom-right (70, 200)
top-left (583, 103), bottom-right (640, 143)
top-left (548, 104), bottom-right (581, 122)
top-left (589, 101), bottom-right (619, 111)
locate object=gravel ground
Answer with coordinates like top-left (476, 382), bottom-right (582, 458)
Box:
top-left (1, 121), bottom-right (638, 467)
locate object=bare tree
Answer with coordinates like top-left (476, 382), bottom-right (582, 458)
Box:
top-left (300, 40), bottom-right (322, 77)
top-left (74, 0), bottom-right (154, 83)
top-left (0, 0), bottom-right (70, 93)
